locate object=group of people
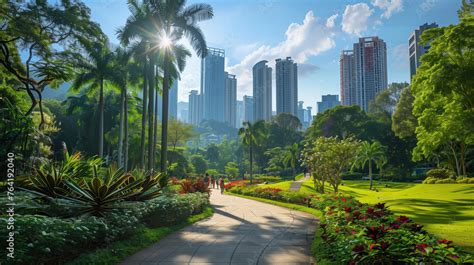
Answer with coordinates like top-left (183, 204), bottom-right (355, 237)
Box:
top-left (203, 174), bottom-right (225, 194)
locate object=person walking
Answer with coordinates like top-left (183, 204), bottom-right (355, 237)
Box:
top-left (219, 177), bottom-right (225, 194)
top-left (204, 174), bottom-right (209, 188)
top-left (211, 175), bottom-right (215, 189)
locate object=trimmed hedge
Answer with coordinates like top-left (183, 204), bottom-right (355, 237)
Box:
top-left (0, 193), bottom-right (209, 265)
top-left (423, 176), bottom-right (474, 184)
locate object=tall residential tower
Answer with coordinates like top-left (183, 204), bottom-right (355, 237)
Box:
top-left (409, 23), bottom-right (438, 79)
top-left (224, 72), bottom-right (237, 128)
top-left (340, 37), bottom-right (388, 112)
top-left (201, 47), bottom-right (226, 122)
top-left (252, 60), bottom-right (272, 121)
top-left (275, 57), bottom-right (298, 116)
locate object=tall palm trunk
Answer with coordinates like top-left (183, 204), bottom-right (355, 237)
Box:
top-left (160, 51), bottom-right (170, 173)
top-left (153, 69), bottom-right (159, 169)
top-left (124, 85), bottom-right (129, 172)
top-left (140, 60), bottom-right (148, 169)
top-left (98, 78), bottom-right (104, 157)
top-left (147, 58), bottom-right (155, 171)
top-left (249, 143), bottom-right (253, 184)
top-left (369, 159), bottom-right (373, 190)
top-left (118, 87), bottom-right (125, 167)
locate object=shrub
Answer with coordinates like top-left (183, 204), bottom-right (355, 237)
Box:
top-left (253, 175), bottom-right (282, 183)
top-left (143, 193), bottom-right (209, 227)
top-left (309, 194), bottom-right (472, 264)
top-left (426, 169), bottom-right (454, 179)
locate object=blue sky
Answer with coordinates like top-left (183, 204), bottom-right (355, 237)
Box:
top-left (83, 0), bottom-right (460, 111)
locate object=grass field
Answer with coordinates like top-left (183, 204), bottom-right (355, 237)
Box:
top-left (264, 179), bottom-right (474, 252)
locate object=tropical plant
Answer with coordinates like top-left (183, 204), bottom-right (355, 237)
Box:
top-left (282, 143), bottom-right (300, 180)
top-left (63, 166), bottom-right (143, 216)
top-left (238, 120), bottom-right (267, 183)
top-left (70, 40), bottom-right (115, 158)
top-left (352, 141), bottom-right (387, 190)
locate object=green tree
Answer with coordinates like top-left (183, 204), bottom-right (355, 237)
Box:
top-left (411, 2), bottom-right (474, 175)
top-left (0, 0), bottom-right (104, 128)
top-left (191, 154), bottom-right (208, 174)
top-left (282, 143), bottom-right (300, 180)
top-left (369, 82), bottom-right (408, 124)
top-left (238, 120), bottom-right (266, 183)
top-left (168, 118), bottom-right (196, 152)
top-left (70, 41), bottom-right (115, 158)
top-left (392, 86), bottom-right (417, 139)
top-left (352, 141), bottom-right (387, 190)
top-left (302, 137), bottom-right (359, 192)
top-left (225, 162), bottom-right (239, 178)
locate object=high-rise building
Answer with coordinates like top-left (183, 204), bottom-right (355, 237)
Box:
top-left (169, 81), bottom-right (178, 119)
top-left (317, 94), bottom-right (340, 113)
top-left (157, 80), bottom-right (178, 120)
top-left (243, 95), bottom-right (254, 122)
top-left (188, 90), bottom-right (202, 126)
top-left (252, 60), bottom-right (272, 121)
top-left (409, 23), bottom-right (438, 79)
top-left (236, 100), bottom-right (244, 128)
top-left (297, 101), bottom-right (305, 124)
top-left (201, 47), bottom-right (225, 122)
top-left (276, 57), bottom-right (298, 116)
top-left (340, 37), bottom-right (388, 112)
top-left (224, 72), bottom-right (237, 128)
top-left (177, 101), bottom-right (189, 123)
top-left (340, 50), bottom-right (356, 106)
top-left (306, 106), bottom-right (313, 125)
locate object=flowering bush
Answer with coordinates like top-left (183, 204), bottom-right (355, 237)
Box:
top-left (224, 180), bottom-right (249, 189)
top-left (226, 186), bottom-right (472, 263)
top-left (310, 194), bottom-right (473, 264)
top-left (178, 177), bottom-right (210, 195)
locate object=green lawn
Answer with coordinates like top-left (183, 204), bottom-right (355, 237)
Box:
top-left (264, 179), bottom-right (474, 252)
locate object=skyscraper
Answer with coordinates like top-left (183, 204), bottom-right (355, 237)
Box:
top-left (276, 57), bottom-right (298, 116)
top-left (297, 101), bottom-right (305, 124)
top-left (201, 47), bottom-right (225, 122)
top-left (317, 94), bottom-right (340, 113)
top-left (340, 37), bottom-right (387, 112)
top-left (157, 80), bottom-right (178, 120)
top-left (169, 81), bottom-right (178, 119)
top-left (253, 60), bottom-right (272, 121)
top-left (306, 106), bottom-right (313, 126)
top-left (224, 72), bottom-right (237, 128)
top-left (188, 90), bottom-right (202, 126)
top-left (243, 95), bottom-right (254, 122)
top-left (236, 100), bottom-right (244, 128)
top-left (177, 101), bottom-right (189, 123)
top-left (340, 50), bottom-right (356, 106)
top-left (409, 23), bottom-right (438, 79)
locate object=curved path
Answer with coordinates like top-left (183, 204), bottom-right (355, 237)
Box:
top-left (120, 191), bottom-right (317, 265)
top-left (289, 173), bottom-right (311, 191)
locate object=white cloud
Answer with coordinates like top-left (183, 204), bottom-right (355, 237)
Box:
top-left (226, 10), bottom-right (336, 98)
top-left (419, 0), bottom-right (438, 12)
top-left (342, 3), bottom-right (373, 36)
top-left (326, 14), bottom-right (338, 28)
top-left (372, 0), bottom-right (403, 19)
top-left (392, 43), bottom-right (409, 69)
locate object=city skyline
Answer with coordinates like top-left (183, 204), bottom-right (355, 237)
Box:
top-left (81, 0), bottom-right (460, 112)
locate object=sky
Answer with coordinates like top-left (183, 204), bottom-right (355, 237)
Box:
top-left (82, 0), bottom-right (461, 111)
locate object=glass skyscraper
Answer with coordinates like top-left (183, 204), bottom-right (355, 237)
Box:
top-left (253, 60), bottom-right (272, 121)
top-left (201, 47), bottom-right (225, 123)
top-left (275, 57), bottom-right (298, 116)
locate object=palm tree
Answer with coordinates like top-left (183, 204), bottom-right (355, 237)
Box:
top-left (71, 41), bottom-right (114, 158)
top-left (238, 120), bottom-right (266, 183)
top-left (352, 141), bottom-right (387, 190)
top-left (283, 143), bottom-right (300, 180)
top-left (154, 0), bottom-right (213, 173)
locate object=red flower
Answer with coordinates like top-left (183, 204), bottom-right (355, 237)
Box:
top-left (369, 243), bottom-right (380, 250)
top-left (380, 241), bottom-right (390, 250)
top-left (410, 224), bottom-right (424, 232)
top-left (416, 244), bottom-right (428, 253)
top-left (390, 223), bottom-right (400, 230)
top-left (365, 225), bottom-right (388, 241)
top-left (353, 211), bottom-right (361, 218)
top-left (341, 197), bottom-right (347, 203)
top-left (396, 215), bottom-right (410, 224)
top-left (374, 203), bottom-right (386, 209)
top-left (437, 239), bottom-right (452, 245)
top-left (344, 206), bottom-right (352, 213)
top-left (351, 230), bottom-right (357, 235)
top-left (352, 244), bottom-right (365, 253)
top-left (366, 207), bottom-right (375, 214)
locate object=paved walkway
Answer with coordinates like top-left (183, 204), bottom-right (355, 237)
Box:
top-left (289, 173), bottom-right (311, 191)
top-left (120, 191), bottom-right (317, 265)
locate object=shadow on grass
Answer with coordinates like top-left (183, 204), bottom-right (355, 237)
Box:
top-left (383, 198), bottom-right (474, 224)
